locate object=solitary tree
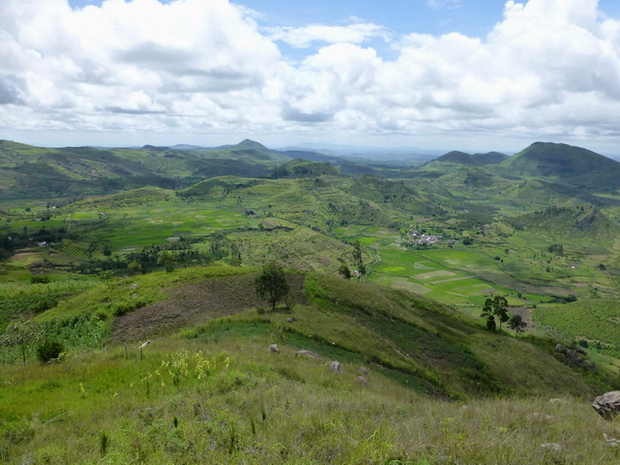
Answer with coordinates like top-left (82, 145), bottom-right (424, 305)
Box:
top-left (127, 260), bottom-right (142, 274)
top-left (481, 295), bottom-right (509, 332)
top-left (352, 241), bottom-right (366, 281)
top-left (255, 261), bottom-right (291, 311)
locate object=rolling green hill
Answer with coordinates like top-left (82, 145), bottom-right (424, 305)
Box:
top-left (506, 205), bottom-right (620, 245)
top-left (419, 150), bottom-right (508, 174)
top-left (0, 139), bottom-right (291, 198)
top-left (270, 158), bottom-right (341, 178)
top-left (3, 138), bottom-right (620, 463)
top-left (0, 264), bottom-right (617, 463)
top-left (500, 142), bottom-right (620, 192)
top-left (429, 170), bottom-right (619, 211)
top-left (4, 265), bottom-right (615, 400)
top-left (492, 179), bottom-right (619, 209)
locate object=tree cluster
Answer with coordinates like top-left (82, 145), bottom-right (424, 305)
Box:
top-left (481, 295), bottom-right (527, 335)
top-left (481, 295), bottom-right (509, 332)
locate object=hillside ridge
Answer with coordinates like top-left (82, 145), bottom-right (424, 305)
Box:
top-left (500, 141), bottom-right (620, 191)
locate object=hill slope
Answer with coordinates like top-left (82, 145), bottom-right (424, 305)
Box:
top-left (0, 139), bottom-right (290, 197)
top-left (419, 150), bottom-right (508, 173)
top-left (32, 267), bottom-right (617, 400)
top-left (507, 205), bottom-right (620, 245)
top-left (500, 142), bottom-right (620, 191)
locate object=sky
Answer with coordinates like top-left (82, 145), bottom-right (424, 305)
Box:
top-left (3, 0), bottom-right (620, 154)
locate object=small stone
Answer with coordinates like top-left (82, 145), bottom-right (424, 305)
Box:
top-left (358, 367), bottom-right (369, 375)
top-left (356, 376), bottom-right (367, 386)
top-left (267, 344), bottom-right (280, 354)
top-left (286, 317), bottom-right (294, 323)
top-left (540, 443), bottom-right (563, 451)
top-left (604, 433), bottom-right (620, 446)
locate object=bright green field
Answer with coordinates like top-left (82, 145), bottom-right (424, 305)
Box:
top-left (89, 205), bottom-right (246, 250)
top-left (2, 173), bottom-right (620, 331)
top-left (370, 247), bottom-right (519, 312)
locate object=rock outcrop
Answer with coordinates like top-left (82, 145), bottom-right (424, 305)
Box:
top-left (555, 343), bottom-right (596, 371)
top-left (593, 391), bottom-right (620, 420)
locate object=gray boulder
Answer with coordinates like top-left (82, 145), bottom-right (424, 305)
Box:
top-left (593, 391), bottom-right (620, 420)
top-left (267, 344), bottom-right (280, 354)
top-left (329, 361), bottom-right (343, 374)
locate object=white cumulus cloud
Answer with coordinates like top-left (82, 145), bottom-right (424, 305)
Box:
top-left (1, 0), bottom-right (620, 150)
top-left (268, 22), bottom-right (390, 48)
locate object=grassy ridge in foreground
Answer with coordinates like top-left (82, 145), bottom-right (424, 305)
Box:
top-left (1, 265), bottom-right (620, 463)
top-left (1, 338), bottom-right (619, 464)
top-left (12, 266), bottom-right (618, 399)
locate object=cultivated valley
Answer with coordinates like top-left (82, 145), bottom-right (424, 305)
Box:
top-left (2, 139), bottom-right (620, 463)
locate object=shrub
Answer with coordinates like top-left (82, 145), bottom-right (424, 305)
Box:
top-left (36, 340), bottom-right (65, 363)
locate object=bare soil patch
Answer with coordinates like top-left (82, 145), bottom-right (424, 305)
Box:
top-left (110, 273), bottom-right (307, 343)
top-left (509, 306), bottom-right (535, 329)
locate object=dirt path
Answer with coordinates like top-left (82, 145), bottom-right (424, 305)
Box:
top-left (110, 273), bottom-right (307, 343)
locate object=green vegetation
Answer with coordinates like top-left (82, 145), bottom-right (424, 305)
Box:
top-left (481, 295), bottom-right (509, 332)
top-left (534, 299), bottom-right (620, 358)
top-left (2, 338), bottom-right (618, 464)
top-left (2, 138), bottom-right (620, 462)
top-left (0, 265), bottom-right (618, 463)
top-left (270, 158), bottom-right (340, 178)
top-left (500, 141), bottom-right (620, 192)
top-left (254, 261), bottom-right (291, 310)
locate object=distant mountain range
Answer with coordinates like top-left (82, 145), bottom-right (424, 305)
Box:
top-left (1, 138), bottom-right (620, 197)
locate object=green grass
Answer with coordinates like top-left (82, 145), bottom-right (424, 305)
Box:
top-left (0, 275), bottom-right (99, 333)
top-left (370, 247), bottom-right (534, 310)
top-left (3, 151), bottom-right (620, 408)
top-left (0, 334), bottom-right (619, 464)
top-left (2, 265), bottom-right (606, 401)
